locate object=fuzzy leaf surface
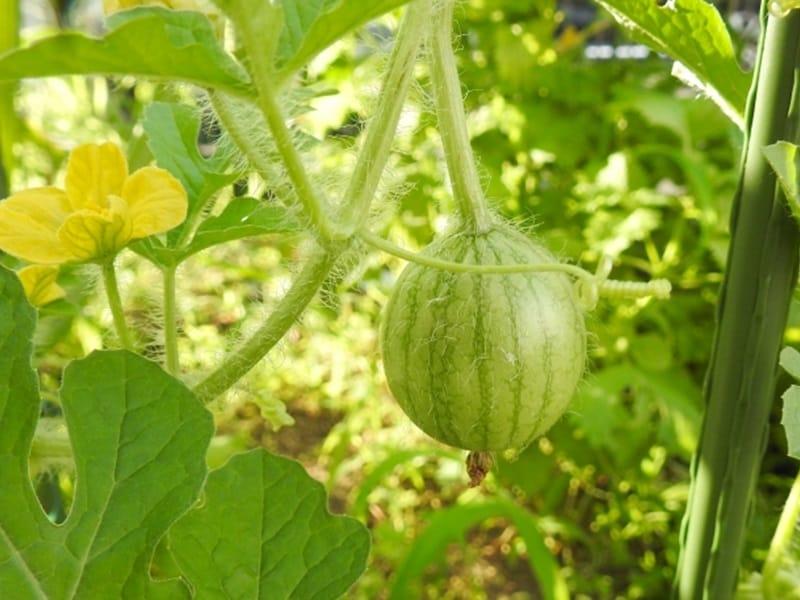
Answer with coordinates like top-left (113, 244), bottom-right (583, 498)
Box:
top-left (168, 449), bottom-right (370, 600)
top-left (0, 7), bottom-right (251, 95)
top-left (0, 265), bottom-right (214, 599)
top-left (594, 0), bottom-right (750, 127)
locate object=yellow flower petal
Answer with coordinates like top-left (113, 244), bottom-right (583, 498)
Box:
top-left (57, 199), bottom-right (134, 262)
top-left (122, 166), bottom-right (188, 238)
top-left (64, 142), bottom-right (128, 212)
top-left (0, 188), bottom-right (74, 264)
top-left (18, 265), bottom-right (65, 307)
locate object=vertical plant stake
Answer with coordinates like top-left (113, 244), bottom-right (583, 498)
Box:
top-left (674, 5), bottom-right (800, 599)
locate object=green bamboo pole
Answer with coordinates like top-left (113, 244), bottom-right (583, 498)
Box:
top-left (673, 8), bottom-right (800, 600)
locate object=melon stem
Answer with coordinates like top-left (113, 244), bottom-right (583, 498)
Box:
top-left (429, 0), bottom-right (494, 233)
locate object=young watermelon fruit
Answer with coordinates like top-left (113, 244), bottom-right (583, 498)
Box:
top-left (381, 224), bottom-right (586, 452)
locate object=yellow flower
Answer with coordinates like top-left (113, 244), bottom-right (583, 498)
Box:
top-left (18, 265), bottom-right (65, 307)
top-left (0, 142), bottom-right (187, 264)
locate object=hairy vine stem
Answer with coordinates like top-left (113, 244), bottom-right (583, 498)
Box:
top-left (340, 0), bottom-right (432, 234)
top-left (192, 244), bottom-right (340, 404)
top-left (226, 2), bottom-right (344, 241)
top-left (255, 86), bottom-right (343, 240)
top-left (429, 0), bottom-right (494, 233)
top-left (162, 265), bottom-right (179, 375)
top-left (101, 259), bottom-right (134, 351)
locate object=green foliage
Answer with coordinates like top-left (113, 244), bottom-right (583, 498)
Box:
top-left (169, 450), bottom-right (370, 599)
top-left (0, 267), bottom-right (213, 599)
top-left (133, 101), bottom-right (301, 267)
top-left (0, 8), bottom-right (251, 94)
top-left (0, 263), bottom-right (369, 599)
top-left (142, 102), bottom-right (236, 213)
top-left (390, 500), bottom-right (568, 600)
top-left (595, 0), bottom-right (750, 127)
top-left (273, 0), bottom-right (414, 79)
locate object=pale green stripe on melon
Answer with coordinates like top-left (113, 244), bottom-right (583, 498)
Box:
top-left (485, 234), bottom-right (532, 447)
top-left (471, 234), bottom-right (492, 449)
top-left (495, 232), bottom-right (552, 449)
top-left (425, 238), bottom-right (472, 446)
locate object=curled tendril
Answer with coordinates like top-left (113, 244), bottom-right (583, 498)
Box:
top-left (575, 256), bottom-right (672, 310)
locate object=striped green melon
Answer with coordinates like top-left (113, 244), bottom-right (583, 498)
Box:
top-left (381, 225), bottom-right (586, 452)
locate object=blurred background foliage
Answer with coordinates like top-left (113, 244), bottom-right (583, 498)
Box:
top-left (4, 0), bottom-right (798, 598)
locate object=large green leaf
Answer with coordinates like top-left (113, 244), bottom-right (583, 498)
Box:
top-left (594, 0), bottom-right (751, 128)
top-left (0, 7), bottom-right (251, 95)
top-left (0, 268), bottom-right (214, 599)
top-left (211, 0), bottom-right (413, 85)
top-left (168, 449), bottom-right (370, 599)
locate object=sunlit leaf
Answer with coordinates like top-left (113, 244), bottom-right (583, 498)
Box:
top-left (0, 7), bottom-right (251, 95)
top-left (211, 0), bottom-right (283, 79)
top-left (168, 449), bottom-right (370, 599)
top-left (594, 0), bottom-right (750, 128)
